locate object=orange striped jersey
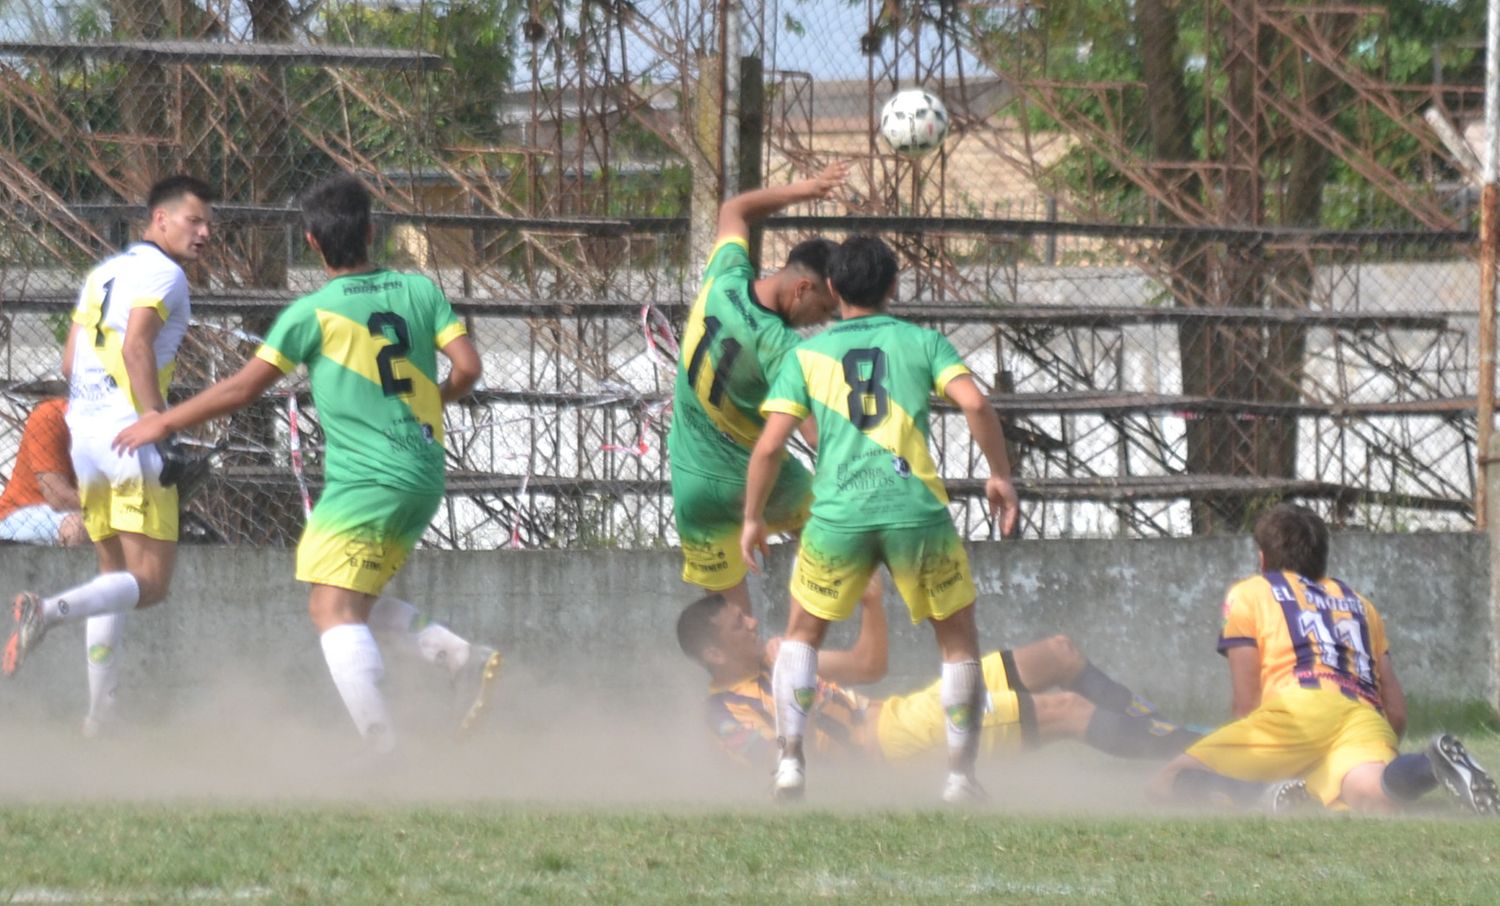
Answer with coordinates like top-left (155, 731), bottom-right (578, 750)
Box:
top-left (1218, 570), bottom-right (1390, 710)
top-left (705, 671), bottom-right (872, 765)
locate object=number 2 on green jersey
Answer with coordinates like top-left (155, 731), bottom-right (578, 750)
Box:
top-left (367, 311), bottom-right (413, 397)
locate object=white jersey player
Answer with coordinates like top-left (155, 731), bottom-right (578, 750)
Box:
top-left (4, 175), bottom-right (213, 739)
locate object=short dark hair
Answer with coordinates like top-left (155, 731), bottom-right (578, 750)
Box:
top-left (784, 237), bottom-right (838, 281)
top-left (300, 173), bottom-right (372, 269)
top-left (828, 234), bottom-right (897, 309)
top-left (146, 175), bottom-right (214, 212)
top-left (676, 593), bottom-right (731, 663)
top-left (1254, 503), bottom-right (1329, 579)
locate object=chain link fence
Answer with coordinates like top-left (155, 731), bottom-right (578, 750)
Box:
top-left (0, 1), bottom-right (1488, 547)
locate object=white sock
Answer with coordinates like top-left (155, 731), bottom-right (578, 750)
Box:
top-left (941, 659), bottom-right (985, 768)
top-left (772, 640), bottom-right (818, 752)
top-left (319, 623), bottom-right (396, 753)
top-left (85, 614), bottom-right (126, 724)
top-left (42, 572), bottom-right (140, 628)
top-left (367, 595), bottom-right (472, 673)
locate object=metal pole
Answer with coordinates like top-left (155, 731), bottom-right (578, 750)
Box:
top-left (1479, 0), bottom-right (1500, 529)
top-left (721, 0), bottom-right (741, 201)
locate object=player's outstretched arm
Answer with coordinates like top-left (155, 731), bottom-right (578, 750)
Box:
top-left (716, 160), bottom-right (849, 242)
top-left (112, 358), bottom-right (283, 453)
top-left (740, 411), bottom-right (802, 573)
top-left (439, 335), bottom-right (482, 403)
top-left (945, 374), bottom-right (1020, 537)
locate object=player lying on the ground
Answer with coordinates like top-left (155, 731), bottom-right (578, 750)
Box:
top-left (1149, 503), bottom-right (1496, 815)
top-left (677, 587), bottom-right (1201, 772)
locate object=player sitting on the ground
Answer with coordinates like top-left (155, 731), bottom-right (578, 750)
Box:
top-left (1150, 503), bottom-right (1497, 815)
top-left (0, 398), bottom-right (86, 547)
top-left (677, 587), bottom-right (1201, 770)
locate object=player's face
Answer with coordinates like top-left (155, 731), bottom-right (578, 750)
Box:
top-left (711, 604), bottom-right (761, 667)
top-left (153, 194), bottom-right (213, 263)
top-left (786, 278), bottom-right (838, 327)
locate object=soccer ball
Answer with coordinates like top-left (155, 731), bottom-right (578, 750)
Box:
top-left (879, 88), bottom-right (950, 156)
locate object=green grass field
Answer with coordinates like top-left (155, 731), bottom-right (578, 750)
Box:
top-left (2, 804), bottom-right (1499, 904)
top-left (2, 711), bottom-right (1497, 904)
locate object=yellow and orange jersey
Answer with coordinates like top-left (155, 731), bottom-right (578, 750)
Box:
top-left (1218, 570), bottom-right (1389, 711)
top-left (704, 671), bottom-right (872, 765)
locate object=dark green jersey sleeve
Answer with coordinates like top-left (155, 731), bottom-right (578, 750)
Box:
top-left (703, 237), bottom-right (754, 283)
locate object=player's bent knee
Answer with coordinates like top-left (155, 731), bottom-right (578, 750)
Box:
top-left (1339, 761), bottom-right (1396, 813)
top-left (1031, 690), bottom-right (1091, 739)
top-left (1045, 634), bottom-right (1085, 671)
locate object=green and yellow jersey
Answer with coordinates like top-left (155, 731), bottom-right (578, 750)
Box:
top-left (667, 238), bottom-right (803, 481)
top-left (763, 314), bottom-right (970, 528)
top-left (255, 269), bottom-right (467, 496)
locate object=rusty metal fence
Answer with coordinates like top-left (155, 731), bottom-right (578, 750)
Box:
top-left (0, 1), bottom-right (1488, 547)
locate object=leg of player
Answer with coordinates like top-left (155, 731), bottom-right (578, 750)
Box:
top-left (82, 614), bottom-right (126, 737)
top-left (930, 602), bottom-right (986, 804)
top-left (366, 595), bottom-right (504, 735)
top-left (772, 598), bottom-right (827, 801)
top-left (4, 531), bottom-right (171, 678)
top-left (1149, 754), bottom-right (1311, 813)
top-left (1009, 634), bottom-right (1157, 716)
top-left (1369, 734), bottom-right (1498, 815)
top-left (309, 585), bottom-right (396, 755)
top-left (1026, 689), bottom-right (1200, 759)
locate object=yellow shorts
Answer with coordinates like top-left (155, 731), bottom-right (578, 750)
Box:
top-left (673, 461), bottom-right (812, 591)
top-left (70, 428), bottom-right (178, 542)
top-left (792, 517), bottom-right (976, 623)
top-left (295, 482), bottom-right (441, 596)
top-left (875, 651), bottom-right (1030, 761)
top-left (1185, 686), bottom-right (1397, 807)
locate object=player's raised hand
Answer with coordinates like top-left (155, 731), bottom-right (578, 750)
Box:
top-left (740, 517), bottom-right (770, 574)
top-left (809, 159), bottom-right (850, 198)
top-left (986, 474), bottom-right (1020, 538)
top-left (113, 411), bottom-right (171, 454)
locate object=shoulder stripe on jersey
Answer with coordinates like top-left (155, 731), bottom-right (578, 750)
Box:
top-left (762, 398), bottom-right (809, 420)
top-left (706, 236), bottom-right (750, 268)
top-left (934, 363), bottom-right (971, 396)
top-left (434, 321), bottom-right (468, 349)
top-left (795, 346), bottom-right (949, 507)
top-left (313, 307), bottom-right (447, 447)
top-left (128, 297), bottom-right (168, 322)
top-left (255, 345), bottom-right (297, 375)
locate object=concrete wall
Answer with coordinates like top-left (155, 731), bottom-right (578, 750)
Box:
top-left (0, 531), bottom-right (1489, 728)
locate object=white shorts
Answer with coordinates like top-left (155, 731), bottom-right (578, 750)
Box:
top-left (67, 421), bottom-right (178, 542)
top-left (0, 505), bottom-right (71, 544)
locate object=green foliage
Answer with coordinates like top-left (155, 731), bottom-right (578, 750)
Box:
top-left (973, 0), bottom-right (1488, 228)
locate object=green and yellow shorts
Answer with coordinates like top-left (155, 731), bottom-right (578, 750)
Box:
top-left (791, 516), bottom-right (976, 623)
top-left (672, 458), bottom-right (812, 591)
top-left (296, 482), bottom-right (442, 596)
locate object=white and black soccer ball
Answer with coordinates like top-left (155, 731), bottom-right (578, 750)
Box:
top-left (879, 88), bottom-right (950, 156)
